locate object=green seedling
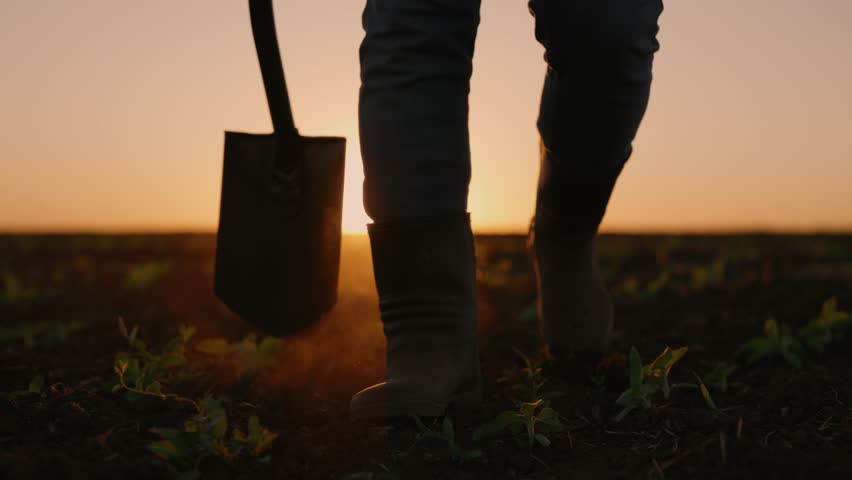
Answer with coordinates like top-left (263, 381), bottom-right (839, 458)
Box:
top-left (510, 348), bottom-right (546, 402)
top-left (195, 334), bottom-right (283, 375)
top-left (1, 273), bottom-right (45, 310)
top-left (123, 261), bottom-right (172, 291)
top-left (613, 346), bottom-right (688, 422)
top-left (149, 397), bottom-right (279, 477)
top-left (645, 271), bottom-right (672, 296)
top-left (6, 374), bottom-right (45, 400)
top-left (702, 362), bottom-right (738, 393)
top-left (0, 319), bottom-right (89, 348)
top-left (616, 271), bottom-right (671, 299)
top-left (736, 318), bottom-right (803, 368)
top-left (412, 416), bottom-right (482, 464)
top-left (799, 297), bottom-right (850, 354)
top-left (690, 259), bottom-right (726, 291)
top-left (473, 399), bottom-right (563, 450)
top-left (691, 372), bottom-right (722, 414)
top-left (113, 317), bottom-right (202, 405)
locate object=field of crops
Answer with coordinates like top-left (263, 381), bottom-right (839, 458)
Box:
top-left (1, 234), bottom-right (851, 479)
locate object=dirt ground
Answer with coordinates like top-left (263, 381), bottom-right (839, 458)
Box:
top-left (1, 233), bottom-right (851, 479)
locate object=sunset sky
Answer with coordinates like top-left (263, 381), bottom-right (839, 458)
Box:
top-left (2, 1), bottom-right (851, 233)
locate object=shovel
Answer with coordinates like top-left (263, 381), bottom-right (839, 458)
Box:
top-left (214, 0), bottom-right (346, 335)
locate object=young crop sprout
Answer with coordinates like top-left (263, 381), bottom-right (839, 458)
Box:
top-left (703, 362), bottom-right (738, 393)
top-left (113, 317), bottom-right (202, 401)
top-left (195, 334), bottom-right (283, 376)
top-left (736, 318), bottom-right (804, 368)
top-left (0, 272), bottom-right (44, 310)
top-left (612, 346), bottom-right (719, 421)
top-left (411, 416), bottom-right (482, 464)
top-left (689, 259), bottom-right (726, 291)
top-left (112, 319), bottom-right (279, 477)
top-left (149, 398), bottom-right (278, 477)
top-left (6, 374), bottom-right (45, 400)
top-left (473, 398), bottom-right (563, 451)
top-left (122, 261), bottom-right (172, 291)
top-left (799, 297), bottom-right (850, 354)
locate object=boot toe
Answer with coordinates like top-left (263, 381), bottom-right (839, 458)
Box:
top-left (349, 380), bottom-right (449, 421)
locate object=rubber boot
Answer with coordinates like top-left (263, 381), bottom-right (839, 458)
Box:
top-left (350, 214), bottom-right (482, 421)
top-left (528, 218), bottom-right (614, 356)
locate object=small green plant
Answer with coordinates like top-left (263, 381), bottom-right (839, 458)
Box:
top-left (113, 317), bottom-right (202, 402)
top-left (736, 318), bottom-right (803, 368)
top-left (799, 297), bottom-right (850, 354)
top-left (690, 259), bottom-right (726, 290)
top-left (502, 348), bottom-right (546, 402)
top-left (615, 271), bottom-right (671, 299)
top-left (6, 374), bottom-right (45, 400)
top-left (0, 272), bottom-right (42, 308)
top-left (702, 362), bottom-right (738, 393)
top-left (123, 261), bottom-right (172, 291)
top-left (691, 372), bottom-right (722, 414)
top-left (412, 416), bottom-right (482, 464)
top-left (473, 399), bottom-right (563, 450)
top-left (614, 346), bottom-right (722, 420)
top-left (613, 346), bottom-right (687, 421)
top-left (148, 397), bottom-right (279, 477)
top-left (111, 321), bottom-right (279, 477)
top-left (0, 319), bottom-right (89, 348)
top-left (195, 334), bottom-right (283, 375)
top-left (644, 271), bottom-right (672, 296)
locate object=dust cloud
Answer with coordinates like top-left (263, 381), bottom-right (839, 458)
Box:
top-left (260, 235), bottom-right (386, 394)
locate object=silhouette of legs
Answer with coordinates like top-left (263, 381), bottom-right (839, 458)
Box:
top-left (354, 0), bottom-right (664, 418)
top-left (530, 0), bottom-right (664, 232)
top-left (353, 0), bottom-right (483, 420)
top-left (359, 0), bottom-right (481, 222)
top-left (528, 0), bottom-right (664, 354)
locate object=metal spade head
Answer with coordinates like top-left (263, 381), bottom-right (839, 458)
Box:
top-left (214, 0), bottom-right (346, 335)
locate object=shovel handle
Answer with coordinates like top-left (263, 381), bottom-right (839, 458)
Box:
top-left (249, 0), bottom-right (299, 145)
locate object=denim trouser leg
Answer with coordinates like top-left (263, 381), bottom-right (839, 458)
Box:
top-left (359, 0), bottom-right (481, 222)
top-left (530, 0), bottom-right (664, 232)
top-left (359, 0), bottom-right (663, 226)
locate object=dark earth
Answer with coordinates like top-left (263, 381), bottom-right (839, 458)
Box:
top-left (1, 233), bottom-right (851, 479)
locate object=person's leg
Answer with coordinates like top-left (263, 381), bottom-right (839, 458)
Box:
top-left (351, 0), bottom-right (482, 421)
top-left (359, 0), bottom-right (480, 222)
top-left (527, 0), bottom-right (664, 354)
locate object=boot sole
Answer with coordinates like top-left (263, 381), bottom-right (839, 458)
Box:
top-left (349, 389), bottom-right (481, 422)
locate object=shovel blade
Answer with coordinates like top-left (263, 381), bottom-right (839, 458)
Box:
top-left (215, 132), bottom-right (346, 335)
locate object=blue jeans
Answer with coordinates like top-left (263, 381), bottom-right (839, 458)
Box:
top-left (359, 0), bottom-right (663, 231)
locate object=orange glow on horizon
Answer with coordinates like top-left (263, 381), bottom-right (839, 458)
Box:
top-left (1, 1), bottom-right (851, 233)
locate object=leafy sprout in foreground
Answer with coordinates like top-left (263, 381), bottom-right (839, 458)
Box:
top-left (111, 319), bottom-right (280, 477)
top-left (499, 347), bottom-right (547, 403)
top-left (702, 362), bottom-right (738, 393)
top-left (6, 374), bottom-right (46, 400)
top-left (148, 398), bottom-right (279, 477)
top-left (412, 416), bottom-right (482, 464)
top-left (473, 399), bottom-right (563, 450)
top-left (112, 317), bottom-right (203, 409)
top-left (613, 346), bottom-right (720, 421)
